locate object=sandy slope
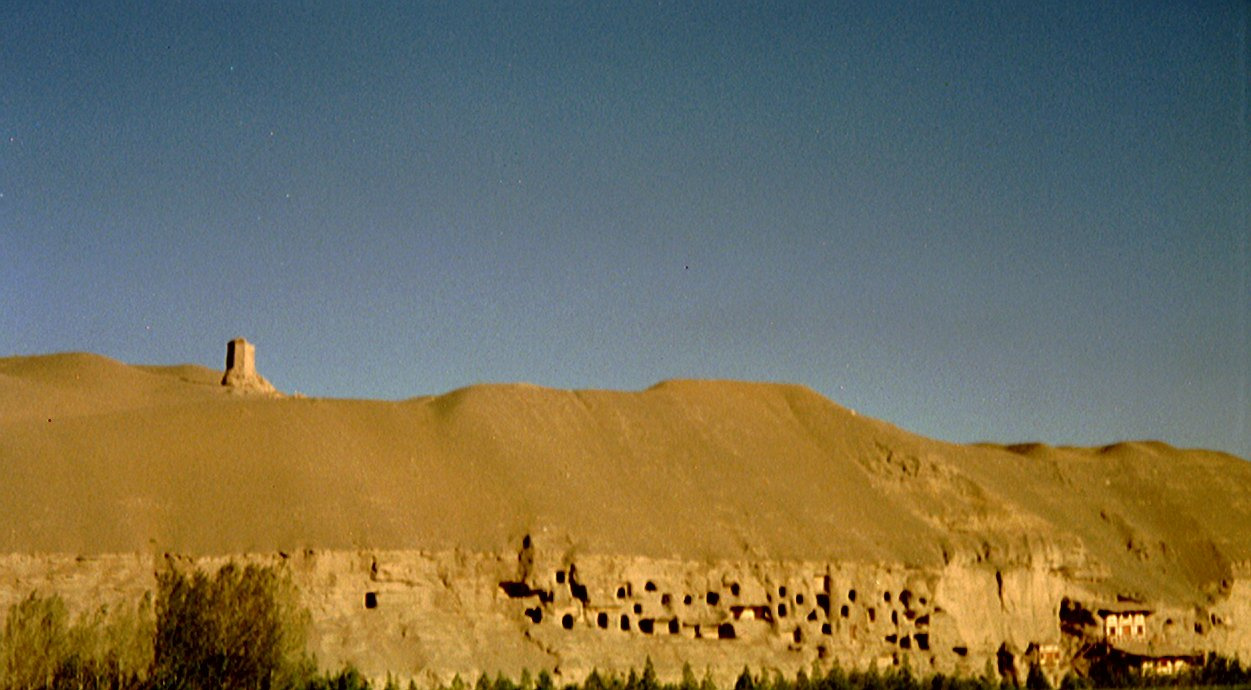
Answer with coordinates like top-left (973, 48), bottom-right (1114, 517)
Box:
top-left (1, 352), bottom-right (1248, 606)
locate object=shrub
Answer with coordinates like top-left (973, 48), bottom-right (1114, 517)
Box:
top-left (151, 561), bottom-right (312, 690)
top-left (0, 591), bottom-right (153, 690)
top-left (0, 593), bottom-right (71, 690)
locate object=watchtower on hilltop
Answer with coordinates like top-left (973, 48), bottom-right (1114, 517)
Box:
top-left (224, 338), bottom-right (256, 379)
top-left (221, 337), bottom-right (277, 393)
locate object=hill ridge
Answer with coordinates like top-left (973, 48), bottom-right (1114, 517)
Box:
top-left (0, 351), bottom-right (1248, 610)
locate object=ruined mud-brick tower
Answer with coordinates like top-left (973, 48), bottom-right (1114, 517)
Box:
top-left (221, 337), bottom-right (276, 393)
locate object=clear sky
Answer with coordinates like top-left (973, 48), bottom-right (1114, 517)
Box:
top-left (3, 2), bottom-right (1249, 459)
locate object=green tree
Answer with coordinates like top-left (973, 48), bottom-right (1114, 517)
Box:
top-left (326, 666), bottom-right (371, 690)
top-left (819, 664), bottom-right (850, 690)
top-left (0, 592), bottom-right (71, 690)
top-left (1055, 673), bottom-right (1087, 690)
top-left (734, 667), bottom-right (756, 690)
top-left (584, 670), bottom-right (609, 690)
top-left (884, 665), bottom-right (916, 690)
top-left (640, 659), bottom-right (660, 690)
top-left (679, 664), bottom-right (699, 690)
top-left (151, 562), bottom-right (311, 690)
top-left (1024, 664), bottom-right (1050, 690)
top-left (492, 673), bottom-right (520, 690)
top-left (859, 667), bottom-right (885, 690)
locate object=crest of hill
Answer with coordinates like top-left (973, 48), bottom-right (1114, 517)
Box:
top-left (0, 352), bottom-right (222, 422)
top-left (1, 353), bottom-right (1249, 607)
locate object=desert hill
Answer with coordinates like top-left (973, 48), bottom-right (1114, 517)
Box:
top-left (1, 351), bottom-right (1249, 610)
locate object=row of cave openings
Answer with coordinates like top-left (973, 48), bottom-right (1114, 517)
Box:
top-left (499, 565), bottom-right (937, 654)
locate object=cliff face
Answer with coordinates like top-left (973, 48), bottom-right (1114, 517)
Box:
top-left (1, 353), bottom-right (1249, 683)
top-left (2, 546), bottom-right (1245, 687)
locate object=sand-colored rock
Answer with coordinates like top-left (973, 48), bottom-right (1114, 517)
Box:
top-left (0, 351), bottom-right (1248, 683)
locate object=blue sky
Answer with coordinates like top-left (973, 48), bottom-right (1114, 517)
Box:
top-left (3, 2), bottom-right (1248, 459)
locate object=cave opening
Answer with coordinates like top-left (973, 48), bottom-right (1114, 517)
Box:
top-left (1059, 597), bottom-right (1097, 636)
top-left (567, 564), bottom-right (588, 604)
top-left (996, 643), bottom-right (1016, 679)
